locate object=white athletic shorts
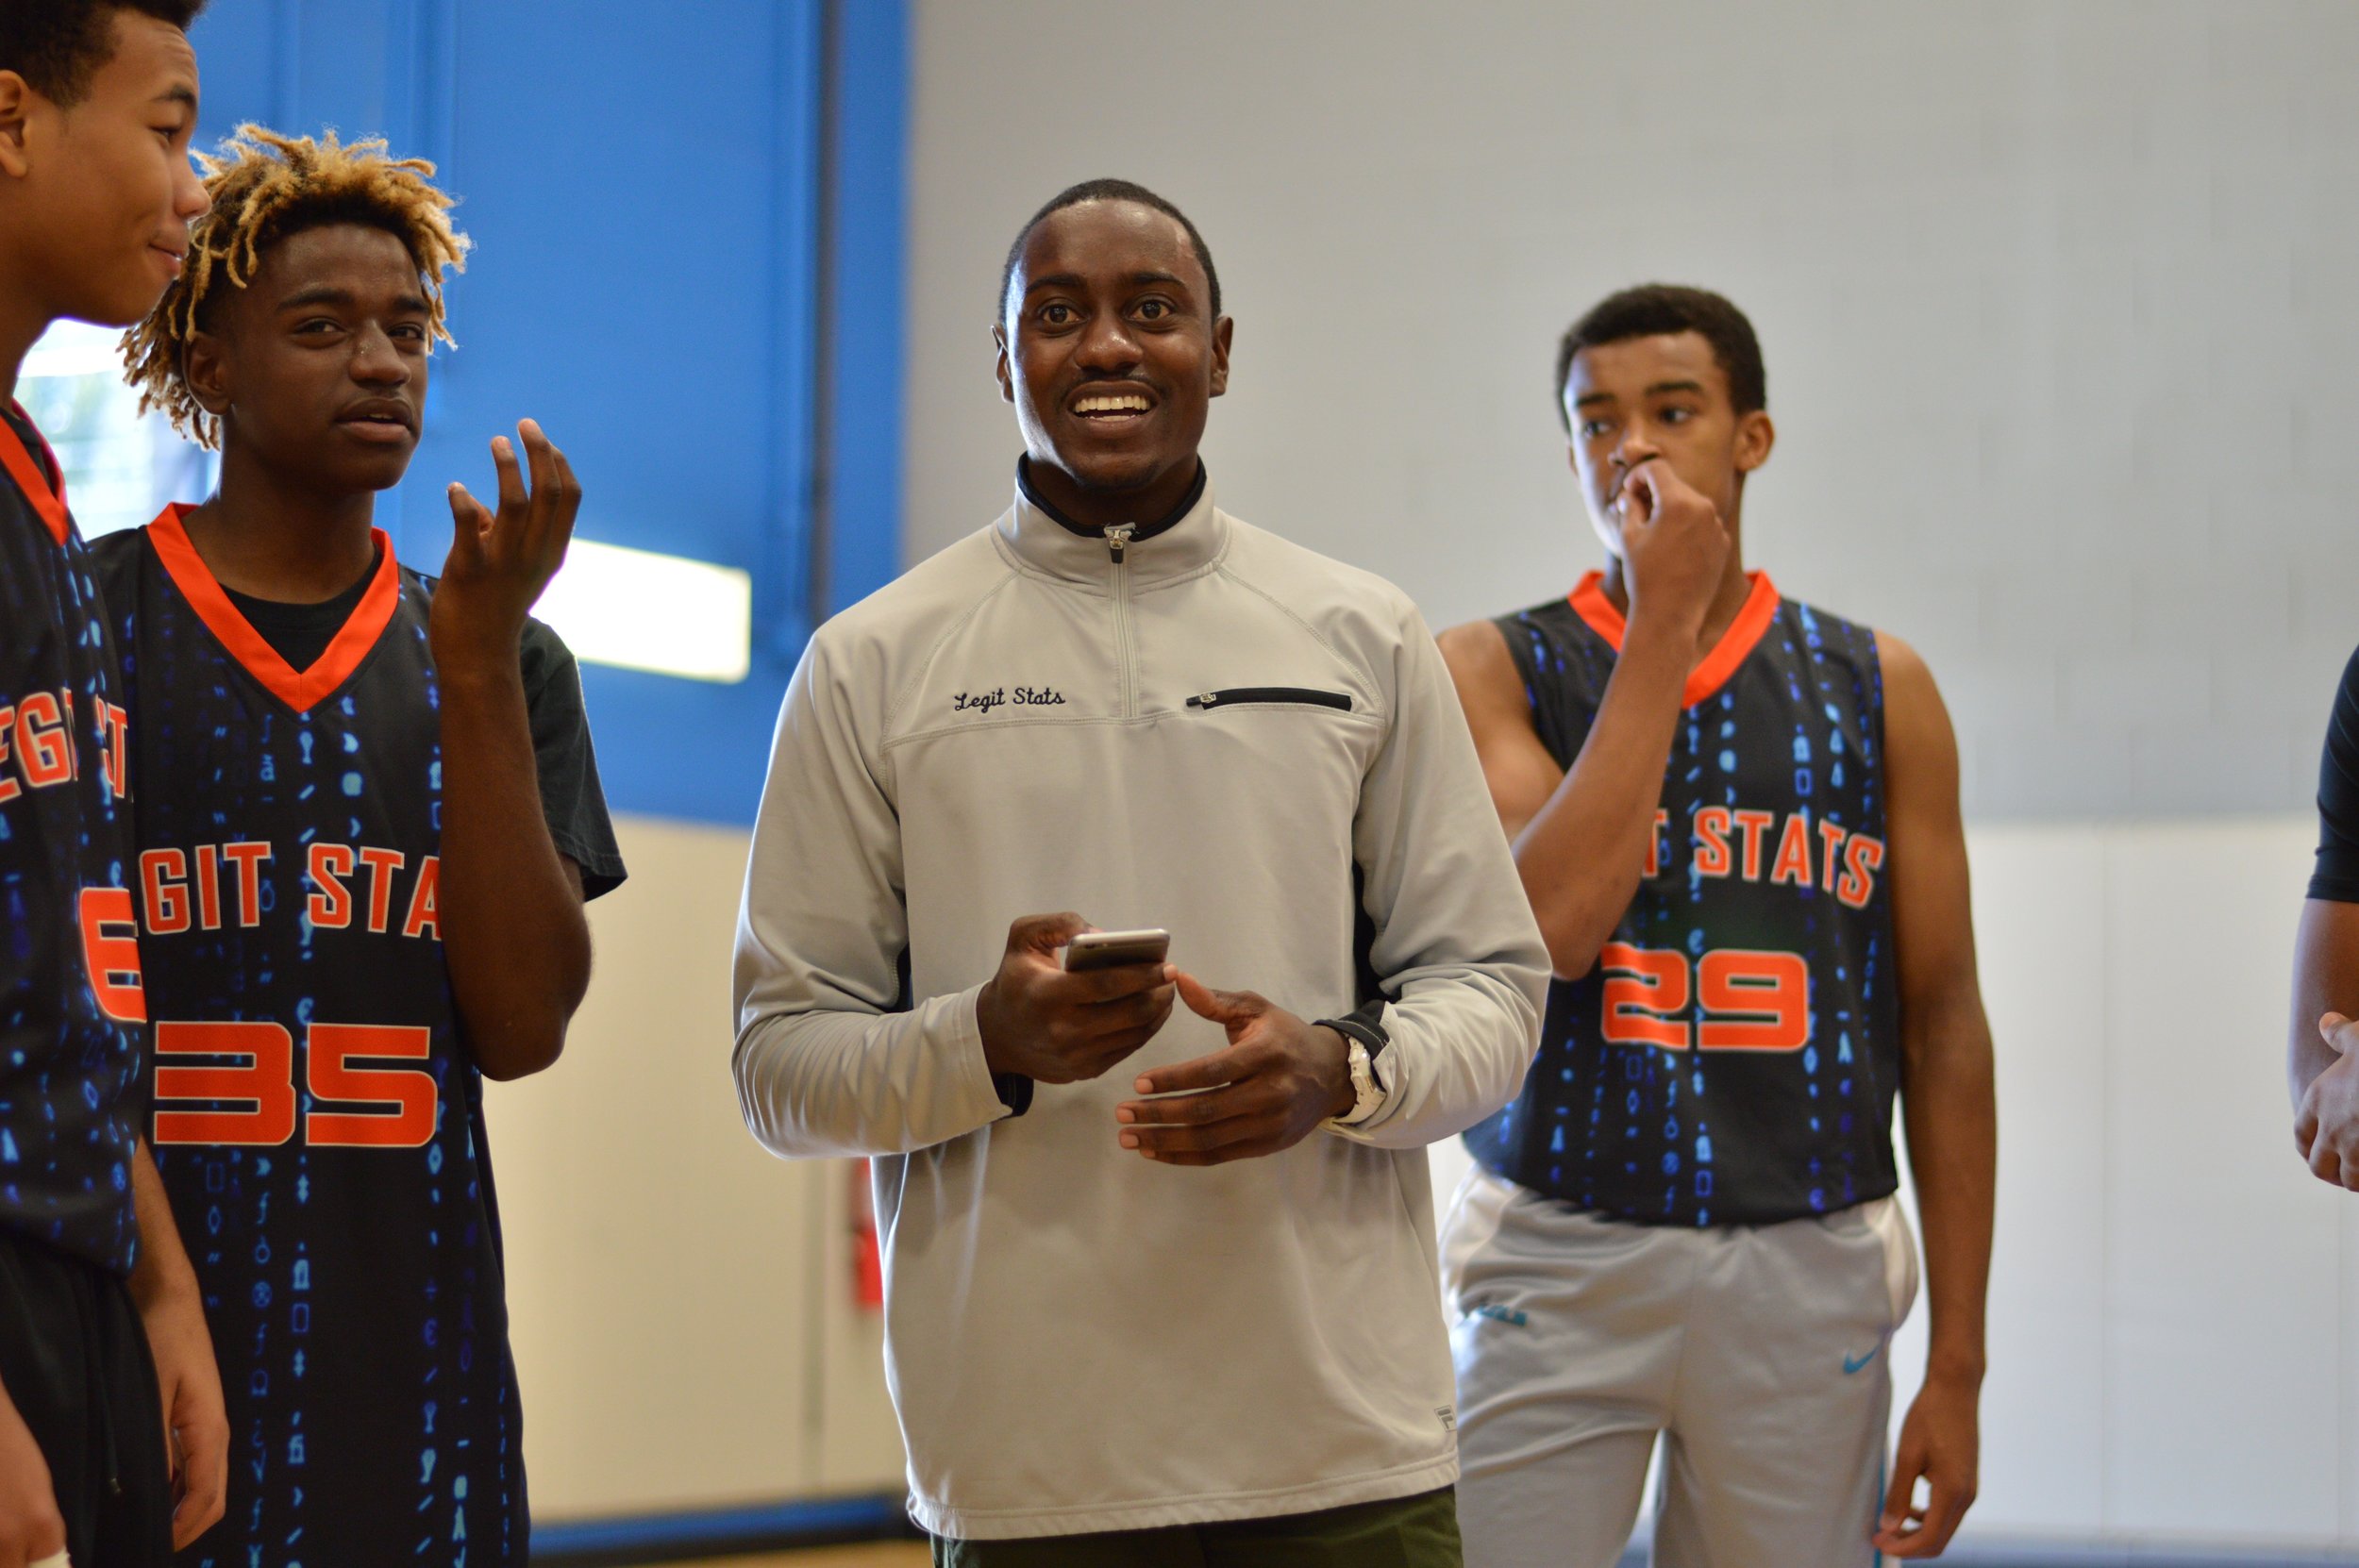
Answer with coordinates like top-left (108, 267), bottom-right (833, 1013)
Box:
top-left (1441, 1166), bottom-right (1918, 1568)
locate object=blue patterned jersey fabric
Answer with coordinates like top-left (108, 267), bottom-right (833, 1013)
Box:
top-left (0, 403), bottom-right (144, 1276)
top-left (1463, 572), bottom-right (1903, 1227)
top-left (94, 507), bottom-right (527, 1565)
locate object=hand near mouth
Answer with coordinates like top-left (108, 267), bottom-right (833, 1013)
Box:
top-left (1614, 459), bottom-right (1729, 640)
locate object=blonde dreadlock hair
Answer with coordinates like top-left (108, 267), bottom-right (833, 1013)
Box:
top-left (123, 125), bottom-right (470, 450)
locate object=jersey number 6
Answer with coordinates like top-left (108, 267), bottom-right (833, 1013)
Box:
top-left (152, 1021), bottom-right (438, 1148)
top-left (1598, 943), bottom-right (1810, 1052)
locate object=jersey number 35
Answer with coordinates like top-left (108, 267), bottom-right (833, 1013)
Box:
top-left (151, 1020), bottom-right (437, 1148)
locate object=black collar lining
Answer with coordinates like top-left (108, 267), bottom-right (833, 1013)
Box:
top-left (1016, 456), bottom-right (1207, 545)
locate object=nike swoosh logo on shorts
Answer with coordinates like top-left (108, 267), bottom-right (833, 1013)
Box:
top-left (1843, 1348), bottom-right (1880, 1375)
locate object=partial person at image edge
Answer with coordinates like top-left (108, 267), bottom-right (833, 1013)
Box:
top-left (2289, 645), bottom-right (2359, 1187)
top-left (731, 179), bottom-right (1547, 1565)
top-left (0, 3), bottom-right (229, 1563)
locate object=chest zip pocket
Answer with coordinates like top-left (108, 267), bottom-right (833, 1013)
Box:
top-left (1185, 687), bottom-right (1353, 712)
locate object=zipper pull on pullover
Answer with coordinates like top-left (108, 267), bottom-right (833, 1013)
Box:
top-left (1105, 523), bottom-right (1135, 564)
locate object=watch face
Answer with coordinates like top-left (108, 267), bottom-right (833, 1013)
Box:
top-left (1343, 1039), bottom-right (1384, 1125)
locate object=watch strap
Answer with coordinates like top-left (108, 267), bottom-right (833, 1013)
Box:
top-left (1316, 1013), bottom-right (1389, 1059)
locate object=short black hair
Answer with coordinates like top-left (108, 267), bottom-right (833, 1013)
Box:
top-left (1554, 283), bottom-right (1765, 432)
top-left (0, 0), bottom-right (207, 108)
top-left (999, 177), bottom-right (1221, 325)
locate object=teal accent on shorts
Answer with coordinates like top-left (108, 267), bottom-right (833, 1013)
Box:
top-left (932, 1486), bottom-right (1462, 1568)
top-left (1874, 1450), bottom-right (1887, 1568)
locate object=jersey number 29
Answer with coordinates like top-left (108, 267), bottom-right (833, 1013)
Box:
top-left (1598, 942), bottom-right (1810, 1052)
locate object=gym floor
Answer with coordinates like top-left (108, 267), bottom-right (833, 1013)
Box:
top-left (647, 1549), bottom-right (928, 1568)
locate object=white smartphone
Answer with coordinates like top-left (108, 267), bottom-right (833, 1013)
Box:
top-left (1062, 928), bottom-right (1171, 973)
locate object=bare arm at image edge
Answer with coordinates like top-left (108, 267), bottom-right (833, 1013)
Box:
top-left (2292, 903), bottom-right (2359, 1188)
top-left (731, 633), bottom-right (1012, 1159)
top-left (2289, 647), bottom-right (2359, 1185)
top-left (1326, 608), bottom-right (1549, 1149)
top-left (1873, 631), bottom-right (1995, 1560)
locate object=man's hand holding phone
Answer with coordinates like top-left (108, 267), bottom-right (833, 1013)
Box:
top-left (976, 913), bottom-right (1177, 1084)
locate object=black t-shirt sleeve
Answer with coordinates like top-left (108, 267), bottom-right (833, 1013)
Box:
top-left (519, 618), bottom-right (627, 901)
top-left (2311, 643), bottom-right (2359, 902)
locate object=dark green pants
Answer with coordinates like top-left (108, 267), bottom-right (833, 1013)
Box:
top-left (932, 1486), bottom-right (1461, 1568)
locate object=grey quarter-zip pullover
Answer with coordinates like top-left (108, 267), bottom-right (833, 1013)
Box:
top-left (732, 472), bottom-right (1548, 1540)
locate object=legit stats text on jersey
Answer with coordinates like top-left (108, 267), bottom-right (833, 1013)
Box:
top-left (92, 507), bottom-right (527, 1566)
top-left (1464, 573), bottom-right (1903, 1229)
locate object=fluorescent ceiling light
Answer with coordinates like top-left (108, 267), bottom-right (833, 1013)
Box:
top-left (24, 318), bottom-right (757, 684)
top-left (534, 538), bottom-right (752, 684)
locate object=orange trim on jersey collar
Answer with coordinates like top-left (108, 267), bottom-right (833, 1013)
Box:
top-left (1567, 569), bottom-right (1783, 709)
top-left (0, 402), bottom-right (71, 546)
top-left (146, 502), bottom-right (402, 715)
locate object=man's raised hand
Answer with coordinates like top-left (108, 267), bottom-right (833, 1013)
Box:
top-left (431, 418), bottom-right (581, 674)
top-left (976, 913), bottom-right (1176, 1085)
top-left (1617, 458), bottom-right (1730, 640)
top-left (1113, 973), bottom-right (1356, 1166)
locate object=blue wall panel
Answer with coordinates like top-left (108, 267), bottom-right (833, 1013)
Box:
top-left (827, 0), bottom-right (907, 620)
top-left (183, 0), bottom-right (905, 826)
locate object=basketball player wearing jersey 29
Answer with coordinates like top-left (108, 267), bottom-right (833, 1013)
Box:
top-left (1436, 286), bottom-right (1997, 1567)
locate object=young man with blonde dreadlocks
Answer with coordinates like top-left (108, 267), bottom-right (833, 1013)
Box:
top-left (95, 125), bottom-right (627, 1564)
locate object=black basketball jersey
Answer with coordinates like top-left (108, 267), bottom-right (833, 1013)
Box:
top-left (0, 404), bottom-right (144, 1276)
top-left (1463, 571), bottom-right (1902, 1227)
top-left (93, 505), bottom-right (526, 1564)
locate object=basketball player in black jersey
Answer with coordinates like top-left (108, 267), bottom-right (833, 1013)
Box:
top-left (1438, 287), bottom-right (1997, 1565)
top-left (95, 126), bottom-right (624, 1564)
top-left (0, 6), bottom-right (229, 1562)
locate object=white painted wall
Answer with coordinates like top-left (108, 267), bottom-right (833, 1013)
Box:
top-left (502, 813), bottom-right (2359, 1551)
top-left (481, 816), bottom-right (903, 1520)
top-left (901, 0), bottom-right (2359, 821)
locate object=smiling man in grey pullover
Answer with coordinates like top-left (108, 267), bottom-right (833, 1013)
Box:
top-left (732, 178), bottom-right (1548, 1566)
